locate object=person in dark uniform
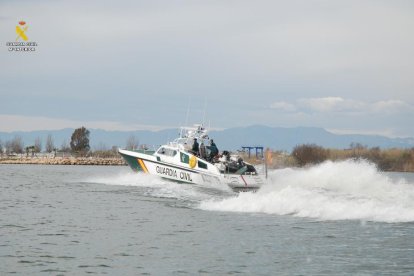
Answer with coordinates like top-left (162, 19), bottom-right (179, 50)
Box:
top-left (199, 142), bottom-right (207, 159)
top-left (208, 139), bottom-right (218, 161)
top-left (191, 138), bottom-right (199, 155)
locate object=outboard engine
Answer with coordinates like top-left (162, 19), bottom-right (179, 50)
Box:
top-left (245, 164), bottom-right (257, 174)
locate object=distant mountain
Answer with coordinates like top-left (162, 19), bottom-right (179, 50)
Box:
top-left (1, 125), bottom-right (413, 152)
top-left (210, 125), bottom-right (414, 151)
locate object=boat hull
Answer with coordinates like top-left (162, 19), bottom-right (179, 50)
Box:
top-left (119, 149), bottom-right (212, 185)
top-left (119, 149), bottom-right (262, 190)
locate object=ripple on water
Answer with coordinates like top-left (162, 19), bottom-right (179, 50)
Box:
top-left (1, 224), bottom-right (29, 232)
top-left (18, 260), bottom-right (36, 264)
top-left (40, 269), bottom-right (67, 273)
top-left (37, 233), bottom-right (69, 237)
top-left (77, 264), bottom-right (113, 271)
top-left (114, 252), bottom-right (133, 257)
top-left (39, 242), bottom-right (58, 245)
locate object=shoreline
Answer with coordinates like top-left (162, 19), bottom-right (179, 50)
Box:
top-left (1, 156), bottom-right (413, 173)
top-left (0, 157), bottom-right (126, 166)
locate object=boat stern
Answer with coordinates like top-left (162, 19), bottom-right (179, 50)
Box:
top-left (225, 174), bottom-right (263, 192)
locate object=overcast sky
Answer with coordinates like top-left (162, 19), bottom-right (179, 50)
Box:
top-left (1, 0), bottom-right (413, 137)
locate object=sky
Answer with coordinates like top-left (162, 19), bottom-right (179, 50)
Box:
top-left (1, 0), bottom-right (413, 137)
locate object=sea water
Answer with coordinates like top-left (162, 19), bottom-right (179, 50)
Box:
top-left (1, 161), bottom-right (414, 275)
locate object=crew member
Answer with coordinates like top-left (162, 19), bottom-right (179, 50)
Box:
top-left (191, 138), bottom-right (199, 155)
top-left (199, 142), bottom-right (207, 159)
top-left (208, 139), bottom-right (219, 161)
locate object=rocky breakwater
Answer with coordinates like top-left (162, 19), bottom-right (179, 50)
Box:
top-left (0, 157), bottom-right (126, 166)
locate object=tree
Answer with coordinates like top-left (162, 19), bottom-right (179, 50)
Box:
top-left (46, 134), bottom-right (54, 153)
top-left (350, 142), bottom-right (366, 158)
top-left (5, 141), bottom-right (12, 155)
top-left (60, 140), bottom-right (71, 152)
top-left (70, 127), bottom-right (90, 155)
top-left (126, 135), bottom-right (139, 150)
top-left (34, 137), bottom-right (42, 153)
top-left (292, 144), bottom-right (328, 166)
top-left (11, 136), bottom-right (24, 154)
top-left (25, 145), bottom-right (35, 157)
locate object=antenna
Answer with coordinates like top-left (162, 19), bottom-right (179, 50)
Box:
top-left (185, 97), bottom-right (191, 126)
top-left (202, 97), bottom-right (207, 126)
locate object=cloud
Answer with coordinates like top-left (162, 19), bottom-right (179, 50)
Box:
top-left (0, 114), bottom-right (166, 132)
top-left (270, 101), bottom-right (296, 112)
top-left (371, 100), bottom-right (413, 113)
top-left (297, 97), bottom-right (365, 112)
top-left (270, 97), bottom-right (413, 114)
top-left (326, 128), bottom-right (399, 138)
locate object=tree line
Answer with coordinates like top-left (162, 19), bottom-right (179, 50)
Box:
top-left (0, 127), bottom-right (92, 157)
top-left (0, 127), bottom-right (143, 158)
top-left (291, 143), bottom-right (414, 172)
top-left (0, 134), bottom-right (55, 156)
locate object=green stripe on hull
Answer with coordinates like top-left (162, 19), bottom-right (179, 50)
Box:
top-left (119, 153), bottom-right (142, 172)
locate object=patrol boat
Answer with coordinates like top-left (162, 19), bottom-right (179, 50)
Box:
top-left (118, 124), bottom-right (263, 191)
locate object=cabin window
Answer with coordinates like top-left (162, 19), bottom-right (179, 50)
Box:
top-left (168, 150), bottom-right (177, 157)
top-left (198, 160), bottom-right (207, 169)
top-left (157, 148), bottom-right (177, 157)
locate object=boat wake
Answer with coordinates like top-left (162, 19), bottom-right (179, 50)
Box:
top-left (83, 169), bottom-right (232, 203)
top-left (84, 160), bottom-right (414, 223)
top-left (199, 160), bottom-right (414, 223)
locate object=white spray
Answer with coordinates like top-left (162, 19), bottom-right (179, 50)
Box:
top-left (199, 160), bottom-right (414, 223)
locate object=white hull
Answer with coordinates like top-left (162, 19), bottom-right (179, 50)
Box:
top-left (119, 149), bottom-right (263, 190)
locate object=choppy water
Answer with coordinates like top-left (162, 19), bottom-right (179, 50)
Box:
top-left (1, 160), bottom-right (414, 275)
